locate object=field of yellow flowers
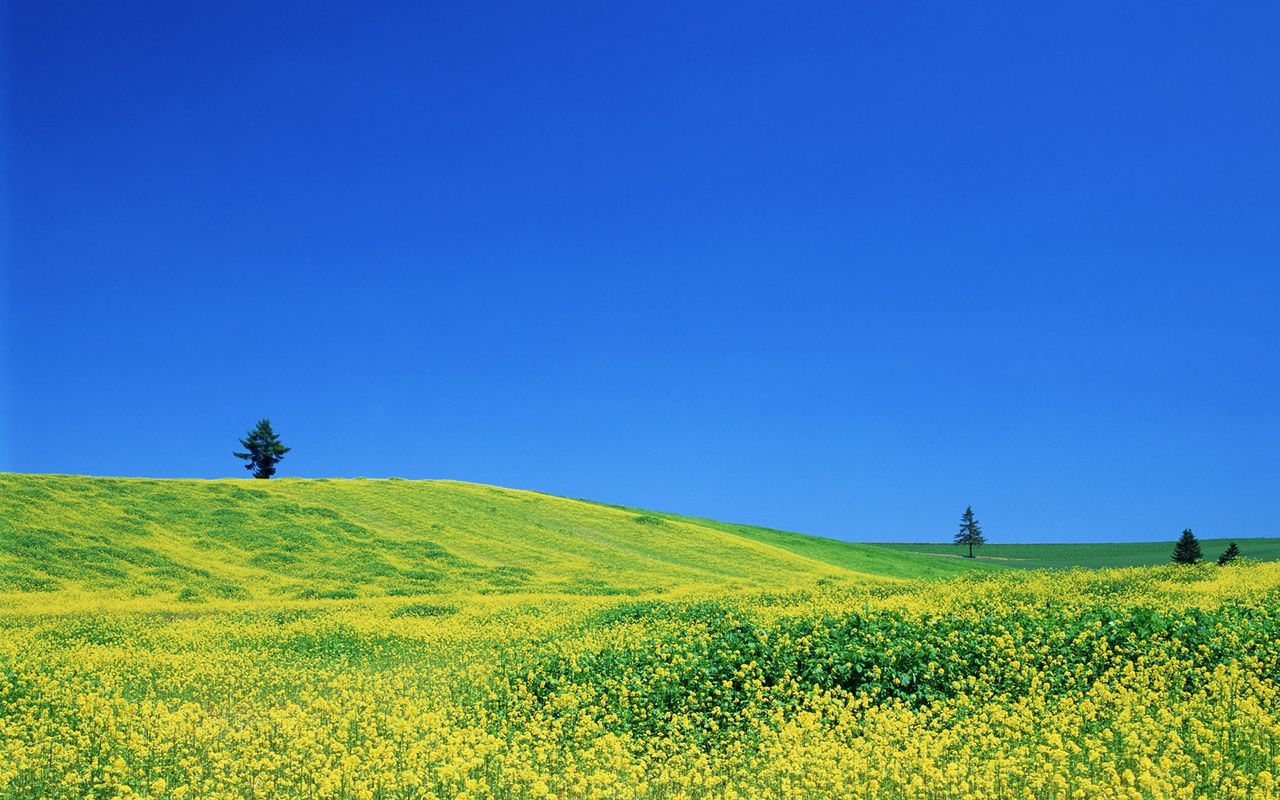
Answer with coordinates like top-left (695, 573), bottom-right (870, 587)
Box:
top-left (3, 562), bottom-right (1279, 800)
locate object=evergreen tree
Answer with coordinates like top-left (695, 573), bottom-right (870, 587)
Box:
top-left (1171, 528), bottom-right (1202, 565)
top-left (1217, 541), bottom-right (1240, 566)
top-left (233, 418), bottom-right (291, 479)
top-left (954, 505), bottom-right (986, 558)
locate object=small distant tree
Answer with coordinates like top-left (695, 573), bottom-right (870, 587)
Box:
top-left (1172, 528), bottom-right (1202, 565)
top-left (233, 418), bottom-right (290, 479)
top-left (1217, 542), bottom-right (1240, 566)
top-left (954, 505), bottom-right (986, 558)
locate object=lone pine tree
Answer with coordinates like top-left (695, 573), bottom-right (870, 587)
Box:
top-left (233, 418), bottom-right (291, 479)
top-left (954, 505), bottom-right (986, 558)
top-left (1172, 528), bottom-right (1202, 565)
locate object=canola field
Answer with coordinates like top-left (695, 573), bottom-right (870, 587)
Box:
top-left (2, 476), bottom-right (1280, 799)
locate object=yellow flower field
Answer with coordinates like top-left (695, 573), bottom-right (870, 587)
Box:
top-left (3, 563), bottom-right (1279, 799)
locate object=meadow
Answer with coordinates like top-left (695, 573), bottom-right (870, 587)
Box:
top-left (2, 474), bottom-right (1279, 799)
top-left (876, 539), bottom-right (1280, 570)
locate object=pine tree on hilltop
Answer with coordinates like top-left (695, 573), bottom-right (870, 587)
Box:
top-left (233, 418), bottom-right (291, 479)
top-left (1172, 528), bottom-right (1202, 565)
top-left (1217, 542), bottom-right (1240, 566)
top-left (954, 505), bottom-right (986, 558)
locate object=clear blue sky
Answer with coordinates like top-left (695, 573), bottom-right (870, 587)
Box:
top-left (3, 2), bottom-right (1278, 542)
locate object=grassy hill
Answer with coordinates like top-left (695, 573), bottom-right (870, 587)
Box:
top-left (875, 538), bottom-right (1280, 569)
top-left (0, 473), bottom-right (986, 601)
top-left (581, 501), bottom-right (1008, 579)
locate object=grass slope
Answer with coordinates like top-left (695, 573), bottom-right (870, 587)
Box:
top-left (0, 473), bottom-right (983, 601)
top-left (874, 538), bottom-right (1280, 569)
top-left (587, 502), bottom-right (1003, 579)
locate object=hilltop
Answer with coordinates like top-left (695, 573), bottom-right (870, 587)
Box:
top-left (0, 473), bottom-right (985, 602)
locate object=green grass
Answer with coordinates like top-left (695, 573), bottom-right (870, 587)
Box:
top-left (588, 502), bottom-right (1004, 579)
top-left (7, 473), bottom-right (1270, 603)
top-left (873, 538), bottom-right (1280, 569)
top-left (0, 473), bottom-right (990, 600)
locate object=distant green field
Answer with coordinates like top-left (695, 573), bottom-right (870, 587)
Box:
top-left (873, 538), bottom-right (1280, 569)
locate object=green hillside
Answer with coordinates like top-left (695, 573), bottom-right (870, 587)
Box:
top-left (874, 538), bottom-right (1280, 569)
top-left (0, 473), bottom-right (986, 601)
top-left (583, 502), bottom-right (1007, 579)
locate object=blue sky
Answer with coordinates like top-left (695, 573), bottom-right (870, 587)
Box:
top-left (3, 2), bottom-right (1278, 542)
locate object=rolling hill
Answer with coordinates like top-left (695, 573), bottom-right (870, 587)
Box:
top-left (0, 473), bottom-right (985, 601)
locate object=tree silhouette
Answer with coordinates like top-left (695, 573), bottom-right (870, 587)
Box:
top-left (954, 505), bottom-right (986, 558)
top-left (1172, 529), bottom-right (1202, 565)
top-left (233, 418), bottom-right (290, 479)
top-left (1217, 542), bottom-right (1240, 566)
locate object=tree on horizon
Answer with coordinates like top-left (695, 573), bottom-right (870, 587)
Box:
top-left (233, 418), bottom-right (291, 479)
top-left (1172, 528), bottom-right (1202, 565)
top-left (1217, 541), bottom-right (1240, 566)
top-left (954, 505), bottom-right (986, 558)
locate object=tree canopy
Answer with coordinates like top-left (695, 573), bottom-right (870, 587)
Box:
top-left (233, 418), bottom-right (290, 479)
top-left (954, 505), bottom-right (986, 558)
top-left (1217, 541), bottom-right (1240, 566)
top-left (1172, 529), bottom-right (1202, 565)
